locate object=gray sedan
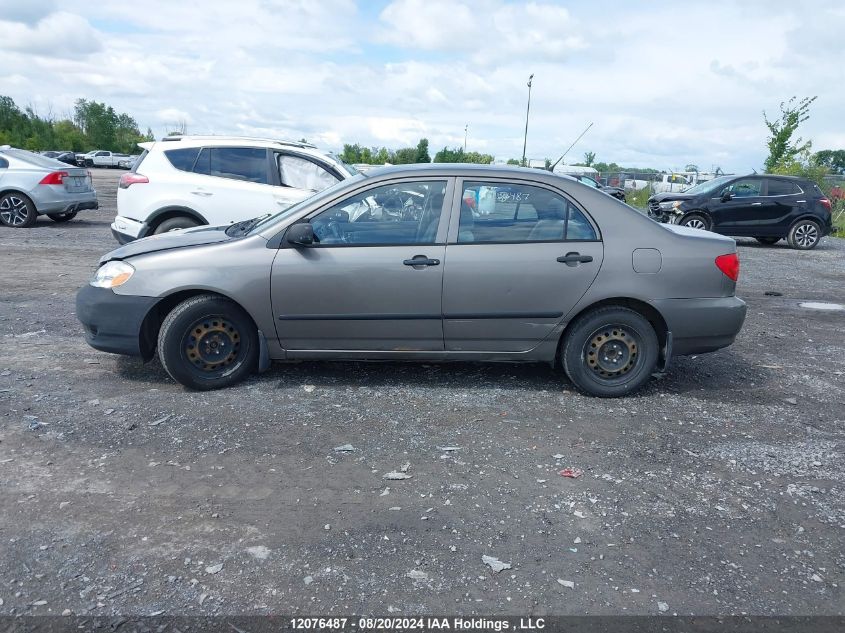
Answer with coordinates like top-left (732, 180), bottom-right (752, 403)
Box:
top-left (0, 148), bottom-right (98, 227)
top-left (76, 164), bottom-right (746, 397)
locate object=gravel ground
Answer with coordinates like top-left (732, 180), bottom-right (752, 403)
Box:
top-left (0, 169), bottom-right (843, 616)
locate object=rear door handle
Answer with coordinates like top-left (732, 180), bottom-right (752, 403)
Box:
top-left (750, 202), bottom-right (762, 206)
top-left (403, 256), bottom-right (440, 267)
top-left (557, 252), bottom-right (593, 266)
top-left (190, 190), bottom-right (213, 197)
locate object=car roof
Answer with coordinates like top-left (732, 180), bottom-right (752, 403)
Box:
top-left (158, 135), bottom-right (317, 149)
top-left (363, 163), bottom-right (563, 180)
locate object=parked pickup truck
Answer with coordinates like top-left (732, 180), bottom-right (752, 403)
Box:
top-left (83, 151), bottom-right (129, 168)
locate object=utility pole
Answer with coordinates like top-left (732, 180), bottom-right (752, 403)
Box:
top-left (521, 73), bottom-right (534, 167)
top-left (464, 124), bottom-right (468, 152)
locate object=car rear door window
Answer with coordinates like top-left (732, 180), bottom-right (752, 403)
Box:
top-left (208, 147), bottom-right (269, 184)
top-left (725, 179), bottom-right (761, 197)
top-left (277, 153), bottom-right (339, 191)
top-left (0, 157), bottom-right (8, 169)
top-left (766, 179), bottom-right (801, 196)
top-left (457, 181), bottom-right (597, 243)
top-left (308, 180), bottom-right (448, 245)
top-left (164, 147), bottom-right (201, 172)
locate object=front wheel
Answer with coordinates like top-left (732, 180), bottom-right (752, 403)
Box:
top-left (48, 211), bottom-right (78, 223)
top-left (561, 306), bottom-right (659, 397)
top-left (154, 216), bottom-right (200, 234)
top-left (679, 213), bottom-right (710, 231)
top-left (787, 219), bottom-right (821, 250)
top-left (157, 295), bottom-right (258, 390)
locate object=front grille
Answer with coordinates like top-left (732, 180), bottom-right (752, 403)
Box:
top-left (648, 200), bottom-right (661, 214)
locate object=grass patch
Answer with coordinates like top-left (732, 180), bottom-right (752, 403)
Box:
top-left (625, 187), bottom-right (651, 211)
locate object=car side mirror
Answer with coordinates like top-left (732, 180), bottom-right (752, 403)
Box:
top-left (720, 191), bottom-right (732, 202)
top-left (286, 223), bottom-right (314, 246)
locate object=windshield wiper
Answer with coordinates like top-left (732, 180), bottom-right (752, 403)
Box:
top-left (225, 213), bottom-right (271, 237)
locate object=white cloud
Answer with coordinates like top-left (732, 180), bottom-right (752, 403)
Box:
top-left (1, 11), bottom-right (101, 57)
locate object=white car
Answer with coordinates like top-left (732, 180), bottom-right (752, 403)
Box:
top-left (112, 136), bottom-right (356, 243)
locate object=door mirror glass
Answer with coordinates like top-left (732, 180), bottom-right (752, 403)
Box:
top-left (286, 223), bottom-right (315, 246)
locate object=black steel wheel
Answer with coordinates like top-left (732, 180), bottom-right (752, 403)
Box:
top-left (562, 306), bottom-right (659, 397)
top-left (0, 193), bottom-right (37, 227)
top-left (48, 210), bottom-right (78, 223)
top-left (157, 294), bottom-right (258, 390)
top-left (787, 219), bottom-right (821, 250)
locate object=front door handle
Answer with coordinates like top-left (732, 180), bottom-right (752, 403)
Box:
top-left (557, 252), bottom-right (593, 266)
top-left (403, 256), bottom-right (440, 267)
top-left (190, 190), bottom-right (213, 197)
top-left (750, 202), bottom-right (762, 206)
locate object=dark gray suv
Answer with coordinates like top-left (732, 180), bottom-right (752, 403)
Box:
top-left (648, 174), bottom-right (834, 249)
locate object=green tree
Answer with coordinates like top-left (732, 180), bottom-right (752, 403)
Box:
top-left (763, 96), bottom-right (817, 172)
top-left (506, 158), bottom-right (520, 165)
top-left (582, 151), bottom-right (595, 167)
top-left (769, 148), bottom-right (829, 188)
top-left (392, 146), bottom-right (418, 164)
top-left (813, 149), bottom-right (845, 174)
top-left (415, 138), bottom-right (430, 163)
top-left (685, 164), bottom-right (699, 172)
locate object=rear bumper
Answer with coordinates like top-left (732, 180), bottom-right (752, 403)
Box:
top-left (652, 296), bottom-right (747, 356)
top-left (76, 285), bottom-right (160, 357)
top-left (35, 193), bottom-right (98, 216)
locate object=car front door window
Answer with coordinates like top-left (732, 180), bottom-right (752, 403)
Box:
top-left (725, 179), bottom-right (761, 198)
top-left (308, 180), bottom-right (448, 245)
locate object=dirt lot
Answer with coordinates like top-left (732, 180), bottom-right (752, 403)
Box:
top-left (0, 169), bottom-right (843, 616)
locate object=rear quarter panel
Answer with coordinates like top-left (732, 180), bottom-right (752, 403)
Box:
top-left (560, 186), bottom-right (738, 315)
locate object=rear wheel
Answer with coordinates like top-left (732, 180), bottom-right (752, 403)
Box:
top-left (48, 210), bottom-right (78, 223)
top-left (679, 213), bottom-right (710, 231)
top-left (787, 219), bottom-right (821, 250)
top-left (0, 193), bottom-right (37, 227)
top-left (755, 236), bottom-right (780, 245)
top-left (562, 306), bottom-right (659, 397)
top-left (154, 216), bottom-right (200, 234)
top-left (157, 295), bottom-right (258, 390)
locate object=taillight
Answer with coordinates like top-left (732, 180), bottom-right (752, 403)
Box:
top-left (119, 172), bottom-right (149, 189)
top-left (715, 253), bottom-right (740, 282)
top-left (39, 171), bottom-right (68, 185)
top-left (820, 198), bottom-right (831, 212)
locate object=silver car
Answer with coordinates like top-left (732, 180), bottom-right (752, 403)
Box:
top-left (76, 164), bottom-right (746, 397)
top-left (0, 148), bottom-right (98, 227)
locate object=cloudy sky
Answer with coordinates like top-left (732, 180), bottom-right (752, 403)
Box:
top-left (2, 0), bottom-right (843, 171)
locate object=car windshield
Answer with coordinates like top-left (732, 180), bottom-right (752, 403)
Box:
top-left (683, 175), bottom-right (734, 196)
top-left (247, 173), bottom-right (366, 235)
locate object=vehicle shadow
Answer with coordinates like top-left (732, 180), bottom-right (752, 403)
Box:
top-left (114, 348), bottom-right (768, 402)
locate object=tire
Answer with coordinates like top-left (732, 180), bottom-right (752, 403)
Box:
top-left (787, 219), bottom-right (821, 250)
top-left (561, 306), bottom-right (659, 397)
top-left (157, 294), bottom-right (258, 391)
top-left (755, 236), bottom-right (780, 245)
top-left (154, 216), bottom-right (200, 234)
top-left (679, 213), bottom-right (710, 231)
top-left (48, 210), bottom-right (78, 223)
top-left (0, 193), bottom-right (38, 227)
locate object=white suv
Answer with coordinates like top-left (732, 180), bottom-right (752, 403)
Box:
top-left (112, 136), bottom-right (356, 243)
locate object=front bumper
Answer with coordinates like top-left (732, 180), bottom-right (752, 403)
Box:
top-left (76, 285), bottom-right (161, 357)
top-left (652, 296), bottom-right (747, 356)
top-left (111, 216), bottom-right (148, 244)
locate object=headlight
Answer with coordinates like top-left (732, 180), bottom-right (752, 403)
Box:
top-left (658, 201), bottom-right (675, 210)
top-left (90, 261), bottom-right (135, 288)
